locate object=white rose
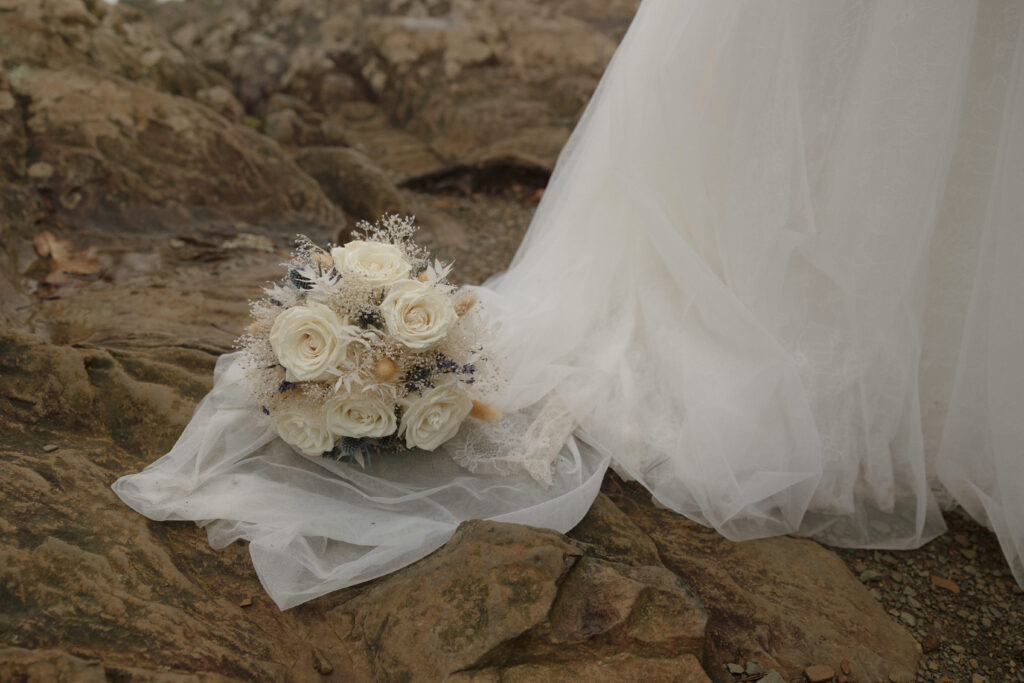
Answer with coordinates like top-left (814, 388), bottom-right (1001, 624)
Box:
top-left (399, 381), bottom-right (473, 451)
top-left (380, 280), bottom-right (457, 350)
top-left (331, 240), bottom-right (411, 288)
top-left (273, 404), bottom-right (334, 457)
top-left (323, 393), bottom-right (397, 439)
top-left (269, 303), bottom-right (360, 382)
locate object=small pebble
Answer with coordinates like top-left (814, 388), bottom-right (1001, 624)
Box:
top-left (876, 551), bottom-right (899, 565)
top-left (804, 664), bottom-right (834, 683)
top-left (239, 597), bottom-right (252, 607)
top-left (860, 569), bottom-right (884, 583)
top-left (41, 444), bottom-right (58, 452)
top-left (28, 162), bottom-right (55, 179)
top-left (312, 647), bottom-right (333, 675)
top-left (726, 662), bottom-right (744, 675)
top-left (931, 575), bottom-right (961, 593)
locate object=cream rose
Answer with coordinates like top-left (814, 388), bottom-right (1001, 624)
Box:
top-left (273, 404), bottom-right (334, 457)
top-left (323, 393), bottom-right (397, 439)
top-left (399, 381), bottom-right (473, 451)
top-left (380, 280), bottom-right (457, 350)
top-left (330, 240), bottom-right (411, 288)
top-left (269, 303), bottom-right (359, 382)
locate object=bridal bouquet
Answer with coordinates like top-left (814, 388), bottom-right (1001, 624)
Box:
top-left (237, 215), bottom-right (500, 464)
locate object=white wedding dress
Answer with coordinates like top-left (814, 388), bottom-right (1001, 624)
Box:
top-left (114, 0), bottom-right (1024, 609)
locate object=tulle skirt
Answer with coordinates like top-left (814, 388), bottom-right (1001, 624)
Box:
top-left (115, 0), bottom-right (1024, 607)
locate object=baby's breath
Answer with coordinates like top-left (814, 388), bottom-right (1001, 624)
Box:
top-left (352, 214), bottom-right (431, 272)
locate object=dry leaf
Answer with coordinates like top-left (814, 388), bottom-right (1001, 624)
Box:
top-left (34, 231), bottom-right (71, 261)
top-left (33, 230), bottom-right (101, 292)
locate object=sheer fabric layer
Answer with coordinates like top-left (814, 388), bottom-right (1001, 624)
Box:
top-left (114, 0), bottom-right (1024, 607)
top-left (483, 0), bottom-right (1023, 582)
top-left (113, 354), bottom-right (608, 609)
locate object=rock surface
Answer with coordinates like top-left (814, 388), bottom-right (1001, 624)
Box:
top-left (603, 475), bottom-right (922, 683)
top-left (292, 146), bottom-right (406, 223)
top-left (9, 62), bottom-right (338, 235)
top-left (136, 0), bottom-right (640, 176)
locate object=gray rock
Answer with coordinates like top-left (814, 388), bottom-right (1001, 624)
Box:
top-left (265, 108), bottom-right (300, 143)
top-left (293, 146), bottom-right (405, 222)
top-left (603, 476), bottom-right (920, 683)
top-left (195, 85), bottom-right (245, 122)
top-left (2, 21), bottom-right (338, 237)
top-left (860, 569), bottom-right (885, 583)
top-left (567, 492), bottom-right (661, 567)
top-left (330, 520), bottom-right (708, 681)
top-left (745, 660), bottom-right (766, 674)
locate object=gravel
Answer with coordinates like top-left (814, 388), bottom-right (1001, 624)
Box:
top-left (837, 510), bottom-right (1024, 683)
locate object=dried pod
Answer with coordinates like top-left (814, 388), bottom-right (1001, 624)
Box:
top-left (374, 357), bottom-right (400, 381)
top-left (454, 294), bottom-right (478, 317)
top-left (469, 400), bottom-right (502, 422)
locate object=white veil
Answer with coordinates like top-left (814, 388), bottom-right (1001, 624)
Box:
top-left (115, 0), bottom-right (1024, 607)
